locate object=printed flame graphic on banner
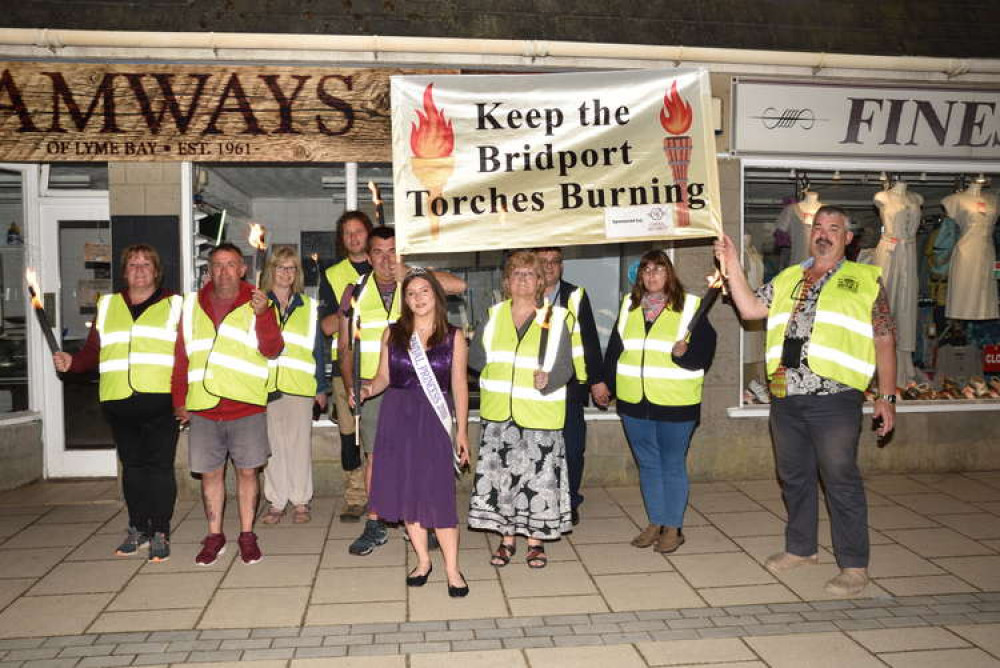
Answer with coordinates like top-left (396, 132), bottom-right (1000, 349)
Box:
top-left (660, 81), bottom-right (695, 227)
top-left (409, 84), bottom-right (456, 239)
top-left (659, 82), bottom-right (693, 135)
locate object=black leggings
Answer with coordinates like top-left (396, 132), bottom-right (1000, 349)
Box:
top-left (103, 394), bottom-right (180, 536)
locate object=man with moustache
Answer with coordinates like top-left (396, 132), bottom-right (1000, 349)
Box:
top-left (715, 206), bottom-right (897, 597)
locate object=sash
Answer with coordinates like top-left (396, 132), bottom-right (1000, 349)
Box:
top-left (407, 332), bottom-right (461, 473)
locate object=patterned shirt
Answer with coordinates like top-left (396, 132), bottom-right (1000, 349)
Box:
top-left (754, 259), bottom-right (896, 396)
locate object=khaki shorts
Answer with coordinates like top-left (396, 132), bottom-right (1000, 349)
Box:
top-left (189, 412), bottom-right (270, 473)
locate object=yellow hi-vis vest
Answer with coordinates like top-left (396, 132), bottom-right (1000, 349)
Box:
top-left (95, 292), bottom-right (181, 401)
top-left (356, 274), bottom-right (400, 380)
top-left (182, 293), bottom-right (270, 410)
top-left (325, 259), bottom-right (360, 362)
top-left (565, 286), bottom-right (587, 383)
top-left (267, 294), bottom-right (318, 397)
top-left (479, 300), bottom-right (569, 430)
top-left (766, 261), bottom-right (881, 392)
top-left (615, 293), bottom-right (704, 406)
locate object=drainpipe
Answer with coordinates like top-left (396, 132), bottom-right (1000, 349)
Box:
top-left (0, 28), bottom-right (998, 79)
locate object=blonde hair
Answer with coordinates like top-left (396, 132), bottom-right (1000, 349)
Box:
top-left (503, 250), bottom-right (545, 305)
top-left (261, 245), bottom-right (304, 293)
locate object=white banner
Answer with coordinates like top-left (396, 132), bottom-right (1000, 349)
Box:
top-left (733, 79), bottom-right (1000, 160)
top-left (391, 69), bottom-right (722, 255)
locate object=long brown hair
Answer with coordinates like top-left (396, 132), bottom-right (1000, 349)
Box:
top-left (389, 271), bottom-right (450, 351)
top-left (629, 249), bottom-right (685, 312)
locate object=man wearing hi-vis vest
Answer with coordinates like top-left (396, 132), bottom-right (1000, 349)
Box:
top-left (716, 205), bottom-right (897, 598)
top-left (535, 247), bottom-right (609, 527)
top-left (54, 244), bottom-right (181, 564)
top-left (318, 211), bottom-right (373, 522)
top-left (336, 227), bottom-right (466, 557)
top-left (171, 243), bottom-right (283, 567)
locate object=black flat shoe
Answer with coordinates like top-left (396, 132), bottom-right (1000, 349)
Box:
top-left (447, 572), bottom-right (469, 598)
top-left (406, 565), bottom-right (432, 587)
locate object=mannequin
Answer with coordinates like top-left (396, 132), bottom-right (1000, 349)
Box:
top-left (873, 180), bottom-right (923, 385)
top-left (942, 181), bottom-right (999, 320)
top-left (775, 190), bottom-right (823, 267)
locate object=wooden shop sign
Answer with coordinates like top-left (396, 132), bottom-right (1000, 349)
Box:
top-left (0, 62), bottom-right (442, 162)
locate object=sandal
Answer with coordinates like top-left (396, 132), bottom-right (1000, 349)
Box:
top-left (526, 544), bottom-right (548, 569)
top-left (490, 542), bottom-right (516, 567)
top-left (292, 505), bottom-right (311, 524)
top-left (260, 507), bottom-right (284, 525)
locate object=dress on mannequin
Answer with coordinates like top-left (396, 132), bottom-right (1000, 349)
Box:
top-left (743, 235), bottom-right (765, 365)
top-left (775, 191), bottom-right (823, 267)
top-left (873, 181), bottom-right (923, 385)
top-left (942, 184), bottom-right (999, 321)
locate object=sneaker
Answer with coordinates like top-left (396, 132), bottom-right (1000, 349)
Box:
top-left (195, 533), bottom-right (226, 566)
top-left (115, 526), bottom-right (150, 556)
top-left (824, 568), bottom-right (869, 597)
top-left (237, 531), bottom-right (263, 565)
top-left (148, 532), bottom-right (170, 563)
top-left (349, 519), bottom-right (389, 556)
top-left (340, 503), bottom-right (366, 522)
top-left (764, 551), bottom-right (819, 574)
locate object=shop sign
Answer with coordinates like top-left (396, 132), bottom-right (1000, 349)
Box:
top-left (391, 69), bottom-right (722, 254)
top-left (0, 63), bottom-right (445, 162)
top-left (732, 78), bottom-right (1000, 160)
top-left (986, 345), bottom-right (1000, 372)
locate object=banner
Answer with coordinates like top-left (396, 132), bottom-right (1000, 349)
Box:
top-left (0, 63), bottom-right (451, 162)
top-left (391, 69), bottom-right (721, 254)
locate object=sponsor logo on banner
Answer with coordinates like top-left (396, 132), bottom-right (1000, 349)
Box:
top-left (391, 69), bottom-right (722, 254)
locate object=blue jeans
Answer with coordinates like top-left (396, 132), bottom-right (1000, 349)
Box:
top-left (621, 416), bottom-right (696, 528)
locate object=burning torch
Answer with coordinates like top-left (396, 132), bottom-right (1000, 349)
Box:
top-left (681, 270), bottom-right (725, 344)
top-left (409, 83), bottom-right (455, 239)
top-left (368, 181), bottom-right (386, 228)
top-left (248, 223), bottom-right (268, 288)
top-left (660, 81), bottom-right (694, 228)
top-left (25, 268), bottom-right (61, 355)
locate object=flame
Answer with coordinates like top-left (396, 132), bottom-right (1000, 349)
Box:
top-left (248, 223), bottom-right (267, 251)
top-left (659, 81), bottom-right (693, 135)
top-left (409, 84), bottom-right (454, 158)
top-left (367, 181), bottom-right (383, 206)
top-left (25, 268), bottom-right (43, 308)
top-left (310, 252), bottom-right (319, 263)
top-left (350, 298), bottom-right (361, 338)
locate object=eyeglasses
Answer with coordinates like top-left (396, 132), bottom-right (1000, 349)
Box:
top-left (539, 258), bottom-right (562, 267)
top-left (275, 265), bottom-right (297, 273)
top-left (641, 265), bottom-right (667, 275)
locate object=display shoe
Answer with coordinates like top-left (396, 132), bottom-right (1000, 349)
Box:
top-left (654, 527), bottom-right (685, 553)
top-left (824, 568), bottom-right (869, 597)
top-left (969, 376), bottom-right (989, 397)
top-left (989, 377), bottom-right (1000, 394)
top-left (902, 382), bottom-right (921, 400)
top-left (748, 379), bottom-right (770, 404)
top-left (630, 524), bottom-right (662, 548)
top-left (764, 551), bottom-right (819, 574)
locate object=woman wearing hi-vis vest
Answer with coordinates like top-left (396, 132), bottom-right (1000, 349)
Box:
top-left (468, 250), bottom-right (575, 569)
top-left (53, 244), bottom-right (181, 563)
top-left (258, 247), bottom-right (329, 525)
top-left (603, 250), bottom-right (716, 554)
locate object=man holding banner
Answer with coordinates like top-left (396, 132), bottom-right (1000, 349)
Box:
top-left (535, 247), bottom-right (608, 525)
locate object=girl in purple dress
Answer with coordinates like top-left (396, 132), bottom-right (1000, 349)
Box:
top-left (364, 271), bottom-right (471, 596)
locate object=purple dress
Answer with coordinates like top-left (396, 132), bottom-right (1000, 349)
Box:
top-left (369, 325), bottom-right (458, 528)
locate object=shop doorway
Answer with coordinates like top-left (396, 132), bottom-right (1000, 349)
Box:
top-left (36, 186), bottom-right (115, 477)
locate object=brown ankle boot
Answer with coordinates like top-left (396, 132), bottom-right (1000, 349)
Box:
top-left (654, 527), bottom-right (685, 553)
top-left (631, 524), bottom-right (662, 548)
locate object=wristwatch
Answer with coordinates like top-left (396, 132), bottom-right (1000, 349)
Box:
top-left (876, 393), bottom-right (897, 404)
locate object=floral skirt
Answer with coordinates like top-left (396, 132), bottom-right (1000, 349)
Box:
top-left (467, 420), bottom-right (572, 540)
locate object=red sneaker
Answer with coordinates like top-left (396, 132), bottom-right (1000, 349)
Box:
top-left (195, 533), bottom-right (226, 566)
top-left (238, 531), bottom-right (262, 565)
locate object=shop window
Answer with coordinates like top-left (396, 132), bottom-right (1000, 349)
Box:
top-left (47, 163), bottom-right (109, 191)
top-left (741, 167), bottom-right (1000, 407)
top-left (0, 169), bottom-right (27, 413)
